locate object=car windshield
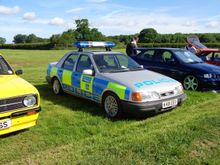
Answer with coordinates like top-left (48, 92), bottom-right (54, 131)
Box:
top-left (0, 58), bottom-right (13, 75)
top-left (174, 50), bottom-right (203, 64)
top-left (93, 54), bottom-right (143, 73)
top-left (191, 41), bottom-right (207, 49)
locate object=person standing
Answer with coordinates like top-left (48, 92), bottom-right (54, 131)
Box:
top-left (126, 37), bottom-right (139, 56)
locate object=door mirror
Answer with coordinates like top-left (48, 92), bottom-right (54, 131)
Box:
top-left (82, 69), bottom-right (93, 76)
top-left (15, 69), bottom-right (23, 75)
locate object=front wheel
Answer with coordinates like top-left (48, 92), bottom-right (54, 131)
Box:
top-left (103, 93), bottom-right (122, 119)
top-left (52, 78), bottom-right (63, 95)
top-left (183, 75), bottom-right (199, 91)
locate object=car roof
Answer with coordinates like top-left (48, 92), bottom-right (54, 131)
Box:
top-left (136, 47), bottom-right (185, 51)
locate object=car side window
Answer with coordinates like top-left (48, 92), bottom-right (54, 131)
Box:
top-left (62, 54), bottom-right (78, 71)
top-left (161, 51), bottom-right (175, 64)
top-left (76, 55), bottom-right (93, 73)
top-left (137, 50), bottom-right (155, 61)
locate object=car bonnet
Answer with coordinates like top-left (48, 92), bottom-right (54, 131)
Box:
top-left (101, 69), bottom-right (181, 93)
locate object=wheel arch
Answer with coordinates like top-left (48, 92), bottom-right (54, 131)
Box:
top-left (101, 90), bottom-right (121, 105)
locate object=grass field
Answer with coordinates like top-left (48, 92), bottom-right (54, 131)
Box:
top-left (0, 49), bottom-right (220, 165)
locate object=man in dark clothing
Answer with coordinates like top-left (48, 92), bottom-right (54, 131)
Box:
top-left (126, 37), bottom-right (139, 56)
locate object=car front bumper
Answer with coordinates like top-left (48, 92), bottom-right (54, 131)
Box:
top-left (121, 93), bottom-right (187, 115)
top-left (0, 107), bottom-right (41, 136)
top-left (199, 78), bottom-right (220, 91)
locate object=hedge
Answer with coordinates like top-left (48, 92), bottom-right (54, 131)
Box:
top-left (1, 42), bottom-right (220, 50)
top-left (138, 43), bottom-right (220, 48)
top-left (0, 43), bottom-right (53, 50)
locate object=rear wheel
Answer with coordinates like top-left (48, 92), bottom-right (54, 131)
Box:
top-left (103, 93), bottom-right (122, 119)
top-left (183, 75), bottom-right (199, 91)
top-left (52, 78), bottom-right (63, 95)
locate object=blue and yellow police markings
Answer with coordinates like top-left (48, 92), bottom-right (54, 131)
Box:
top-left (48, 66), bottom-right (132, 102)
top-left (49, 66), bottom-right (58, 78)
top-left (80, 75), bottom-right (94, 93)
top-left (62, 70), bottom-right (72, 86)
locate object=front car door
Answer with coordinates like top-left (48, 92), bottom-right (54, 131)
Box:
top-left (134, 49), bottom-right (156, 69)
top-left (74, 54), bottom-right (95, 100)
top-left (156, 50), bottom-right (184, 81)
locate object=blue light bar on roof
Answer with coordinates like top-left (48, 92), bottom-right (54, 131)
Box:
top-left (74, 41), bottom-right (116, 49)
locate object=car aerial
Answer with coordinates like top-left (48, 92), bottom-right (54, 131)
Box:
top-left (131, 48), bottom-right (220, 91)
top-left (46, 41), bottom-right (186, 118)
top-left (186, 35), bottom-right (220, 66)
top-left (0, 53), bottom-right (41, 136)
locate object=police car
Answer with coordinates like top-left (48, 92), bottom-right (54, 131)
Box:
top-left (46, 41), bottom-right (186, 118)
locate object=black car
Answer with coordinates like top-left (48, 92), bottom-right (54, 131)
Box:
top-left (130, 48), bottom-right (220, 91)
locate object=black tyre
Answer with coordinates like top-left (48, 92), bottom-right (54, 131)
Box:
top-left (102, 92), bottom-right (122, 119)
top-left (52, 78), bottom-right (63, 95)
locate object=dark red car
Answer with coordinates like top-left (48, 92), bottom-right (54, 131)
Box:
top-left (186, 36), bottom-right (220, 66)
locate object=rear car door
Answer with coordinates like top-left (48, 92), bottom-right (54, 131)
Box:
top-left (60, 53), bottom-right (78, 91)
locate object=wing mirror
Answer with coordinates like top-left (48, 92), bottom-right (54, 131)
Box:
top-left (82, 69), bottom-right (93, 76)
top-left (15, 69), bottom-right (23, 75)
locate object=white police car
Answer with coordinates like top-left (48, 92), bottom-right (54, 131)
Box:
top-left (46, 41), bottom-right (186, 118)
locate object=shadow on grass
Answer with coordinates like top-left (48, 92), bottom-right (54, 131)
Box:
top-left (35, 84), bottom-right (166, 120)
top-left (0, 129), bottom-right (28, 139)
top-left (35, 84), bottom-right (106, 118)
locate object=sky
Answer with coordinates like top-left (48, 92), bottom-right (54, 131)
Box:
top-left (1, 0), bottom-right (220, 43)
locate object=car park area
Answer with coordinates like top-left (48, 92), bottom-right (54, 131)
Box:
top-left (0, 49), bottom-right (219, 164)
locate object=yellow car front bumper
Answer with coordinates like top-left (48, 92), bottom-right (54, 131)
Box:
top-left (0, 107), bottom-right (41, 136)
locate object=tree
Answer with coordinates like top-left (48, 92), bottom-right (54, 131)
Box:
top-left (75, 19), bottom-right (90, 40)
top-left (139, 28), bottom-right (158, 43)
top-left (200, 34), bottom-right (216, 43)
top-left (59, 30), bottom-right (76, 46)
top-left (74, 19), bottom-right (105, 41)
top-left (50, 34), bottom-right (61, 45)
top-left (26, 34), bottom-right (38, 43)
top-left (0, 37), bottom-right (6, 44)
top-left (13, 34), bottom-right (27, 43)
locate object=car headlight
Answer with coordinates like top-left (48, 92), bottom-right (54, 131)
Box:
top-left (203, 74), bottom-right (212, 79)
top-left (23, 95), bottom-right (37, 107)
top-left (174, 85), bottom-right (183, 95)
top-left (132, 91), bottom-right (160, 102)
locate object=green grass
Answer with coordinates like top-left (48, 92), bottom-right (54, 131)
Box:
top-left (0, 49), bottom-right (220, 165)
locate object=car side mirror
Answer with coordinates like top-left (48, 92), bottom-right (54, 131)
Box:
top-left (82, 69), bottom-right (93, 76)
top-left (15, 69), bottom-right (23, 75)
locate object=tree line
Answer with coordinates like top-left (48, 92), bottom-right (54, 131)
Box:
top-left (1, 19), bottom-right (220, 48)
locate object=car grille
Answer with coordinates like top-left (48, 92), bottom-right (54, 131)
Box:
top-left (160, 90), bottom-right (175, 99)
top-left (0, 95), bottom-right (35, 113)
top-left (212, 74), bottom-right (220, 79)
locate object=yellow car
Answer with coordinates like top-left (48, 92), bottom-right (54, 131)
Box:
top-left (0, 54), bottom-right (41, 136)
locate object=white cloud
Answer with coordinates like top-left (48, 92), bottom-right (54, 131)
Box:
top-left (89, 10), bottom-right (220, 35)
top-left (86, 0), bottom-right (107, 3)
top-left (23, 12), bottom-right (37, 20)
top-left (0, 5), bottom-right (21, 14)
top-left (66, 7), bottom-right (84, 13)
top-left (49, 17), bottom-right (65, 26)
top-left (206, 21), bottom-right (219, 28)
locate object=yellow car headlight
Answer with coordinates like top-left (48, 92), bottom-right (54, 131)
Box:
top-left (23, 95), bottom-right (37, 107)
